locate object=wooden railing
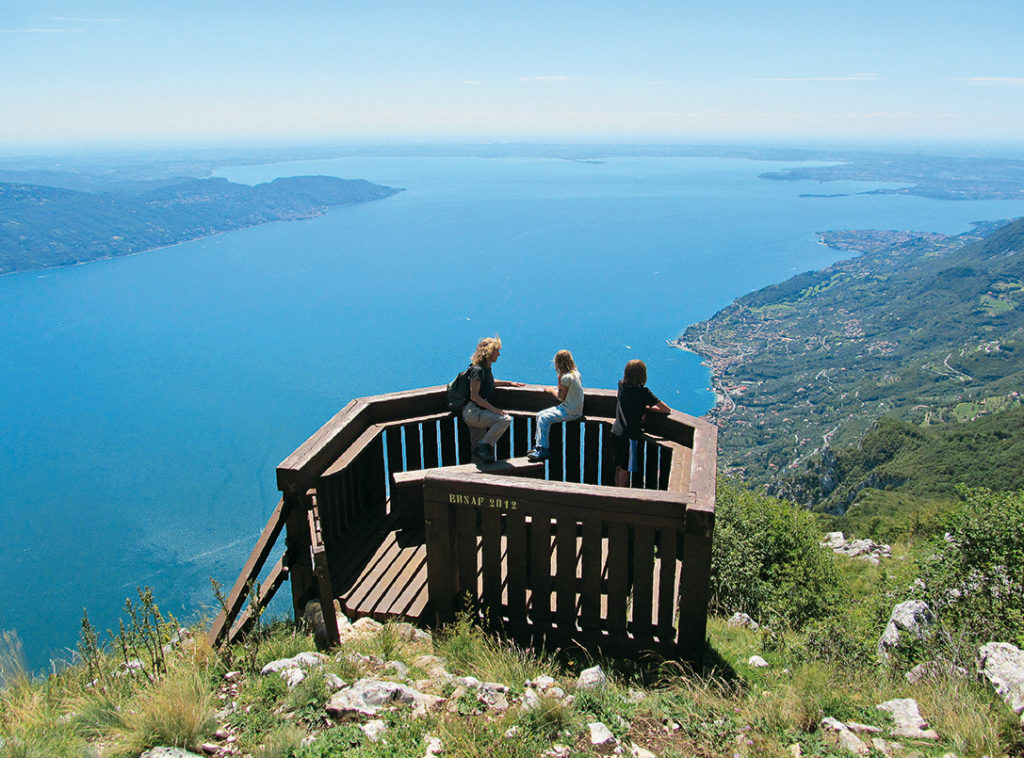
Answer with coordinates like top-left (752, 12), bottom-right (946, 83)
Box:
top-left (209, 385), bottom-right (717, 663)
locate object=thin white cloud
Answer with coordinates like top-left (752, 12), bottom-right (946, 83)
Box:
top-left (0, 27), bottom-right (83, 33)
top-left (952, 76), bottom-right (1024, 86)
top-left (50, 17), bottom-right (124, 22)
top-left (519, 75), bottom-right (581, 83)
top-left (461, 80), bottom-right (481, 86)
top-left (748, 73), bottom-right (881, 82)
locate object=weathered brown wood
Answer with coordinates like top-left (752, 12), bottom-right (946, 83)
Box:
top-left (645, 440), bottom-right (659, 490)
top-left (403, 421), bottom-right (422, 472)
top-left (657, 529), bottom-right (679, 633)
top-left (385, 425), bottom-right (404, 480)
top-left (580, 519), bottom-right (602, 632)
top-left (549, 423), bottom-right (563, 482)
top-left (505, 510), bottom-right (527, 621)
top-left (529, 514), bottom-right (552, 626)
top-left (677, 509), bottom-right (714, 664)
top-left (631, 525), bottom-right (656, 636)
top-left (440, 415), bottom-right (457, 466)
top-left (270, 384), bottom-right (716, 663)
top-left (564, 421), bottom-right (581, 483)
top-left (226, 557), bottom-right (288, 643)
top-left (307, 494), bottom-right (340, 645)
top-left (285, 491), bottom-right (316, 619)
top-left (481, 509), bottom-right (502, 611)
top-left (208, 498), bottom-right (288, 647)
top-left (422, 418), bottom-right (439, 469)
top-left (583, 420), bottom-right (600, 485)
top-left (555, 517), bottom-right (577, 631)
top-left (426, 490), bottom-right (457, 624)
top-left (601, 424), bottom-right (616, 486)
top-left (455, 506), bottom-right (478, 602)
top-left (512, 415), bottom-right (530, 457)
top-left (606, 523), bottom-right (629, 634)
top-left (631, 440), bottom-right (646, 489)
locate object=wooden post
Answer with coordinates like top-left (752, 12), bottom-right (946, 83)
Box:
top-left (307, 490), bottom-right (340, 646)
top-left (676, 508), bottom-right (714, 666)
top-left (284, 490), bottom-right (316, 620)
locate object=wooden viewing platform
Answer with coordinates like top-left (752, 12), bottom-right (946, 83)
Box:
top-left (209, 385), bottom-right (717, 663)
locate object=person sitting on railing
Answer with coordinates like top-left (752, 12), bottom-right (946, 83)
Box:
top-left (463, 336), bottom-right (524, 464)
top-left (527, 349), bottom-right (584, 462)
top-left (611, 359), bottom-right (670, 486)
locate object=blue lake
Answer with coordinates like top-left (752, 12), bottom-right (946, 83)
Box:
top-left (2, 154), bottom-right (1022, 670)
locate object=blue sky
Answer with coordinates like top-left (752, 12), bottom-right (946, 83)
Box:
top-left (2, 0), bottom-right (1024, 146)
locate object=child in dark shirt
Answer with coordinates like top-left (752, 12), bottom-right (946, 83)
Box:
top-left (610, 359), bottom-right (670, 487)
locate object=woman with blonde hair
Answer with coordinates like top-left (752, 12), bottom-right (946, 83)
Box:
top-left (527, 349), bottom-right (583, 462)
top-left (462, 336), bottom-right (523, 464)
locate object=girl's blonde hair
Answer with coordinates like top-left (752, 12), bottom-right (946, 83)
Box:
top-left (554, 349), bottom-right (576, 375)
top-left (472, 336), bottom-right (502, 366)
top-left (622, 359), bottom-right (647, 387)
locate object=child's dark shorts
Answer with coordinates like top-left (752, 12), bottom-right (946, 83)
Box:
top-left (611, 434), bottom-right (640, 472)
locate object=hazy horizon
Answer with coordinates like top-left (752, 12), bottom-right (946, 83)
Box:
top-left (3, 1), bottom-right (1024, 147)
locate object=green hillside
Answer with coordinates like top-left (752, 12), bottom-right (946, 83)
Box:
top-left (679, 215), bottom-right (1024, 484)
top-left (0, 176), bottom-right (400, 275)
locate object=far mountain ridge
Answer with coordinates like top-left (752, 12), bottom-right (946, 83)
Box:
top-left (0, 175), bottom-right (401, 276)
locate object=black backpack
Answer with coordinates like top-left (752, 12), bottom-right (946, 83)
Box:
top-left (446, 366), bottom-right (473, 411)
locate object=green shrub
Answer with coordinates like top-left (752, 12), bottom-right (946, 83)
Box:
top-left (921, 486), bottom-right (1024, 648)
top-left (709, 482), bottom-right (840, 628)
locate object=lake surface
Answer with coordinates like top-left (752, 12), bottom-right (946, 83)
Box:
top-left (2, 154), bottom-right (1022, 671)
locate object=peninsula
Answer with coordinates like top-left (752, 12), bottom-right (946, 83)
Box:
top-left (0, 175), bottom-right (401, 275)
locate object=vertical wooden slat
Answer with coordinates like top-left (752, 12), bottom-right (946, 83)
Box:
top-left (367, 434), bottom-right (387, 517)
top-left (513, 415), bottom-right (530, 457)
top-left (385, 426), bottom-right (404, 478)
top-left (645, 440), bottom-right (659, 490)
top-left (677, 511), bottom-right (713, 664)
top-left (549, 424), bottom-right (564, 482)
top-left (529, 515), bottom-right (552, 626)
top-left (404, 422), bottom-right (422, 472)
top-left (631, 525), bottom-right (656, 637)
top-left (481, 509), bottom-right (502, 612)
top-left (285, 491), bottom-right (315, 620)
top-left (564, 422), bottom-right (581, 483)
top-left (307, 495), bottom-right (340, 645)
top-left (657, 529), bottom-right (678, 633)
top-left (601, 425), bottom-right (616, 485)
top-left (583, 421), bottom-right (600, 484)
top-left (580, 519), bottom-right (602, 632)
top-left (631, 441), bottom-right (646, 488)
top-left (658, 443), bottom-right (672, 491)
top-left (556, 517), bottom-right (577, 632)
top-left (496, 428), bottom-right (511, 461)
top-left (422, 418), bottom-right (439, 469)
top-left (606, 522), bottom-right (630, 635)
top-left (424, 494), bottom-right (456, 624)
top-left (457, 416), bottom-right (471, 463)
top-left (440, 416), bottom-right (457, 466)
top-left (505, 510), bottom-right (527, 622)
top-left (455, 506), bottom-right (479, 602)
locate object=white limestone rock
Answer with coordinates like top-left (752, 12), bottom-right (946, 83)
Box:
top-left (260, 651), bottom-right (326, 675)
top-left (424, 735), bottom-right (444, 756)
top-left (326, 678), bottom-right (445, 718)
top-left (281, 667), bottom-right (305, 689)
top-left (726, 612), bottom-right (759, 630)
top-left (978, 641), bottom-right (1024, 721)
top-left (362, 719), bottom-right (388, 742)
top-left (876, 698), bottom-right (939, 740)
top-left (141, 749), bottom-right (206, 758)
top-left (589, 721), bottom-right (616, 745)
top-left (748, 655), bottom-right (769, 668)
top-left (821, 717), bottom-right (869, 755)
top-left (630, 743), bottom-right (657, 758)
top-left (577, 665), bottom-right (608, 690)
top-left (878, 600), bottom-right (932, 659)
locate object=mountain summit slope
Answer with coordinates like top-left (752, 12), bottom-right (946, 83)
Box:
top-left (678, 216), bottom-right (1024, 483)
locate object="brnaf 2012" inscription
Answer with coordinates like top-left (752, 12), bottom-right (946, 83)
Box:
top-left (448, 493), bottom-right (518, 511)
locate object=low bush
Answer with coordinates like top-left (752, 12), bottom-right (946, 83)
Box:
top-left (709, 482), bottom-right (841, 628)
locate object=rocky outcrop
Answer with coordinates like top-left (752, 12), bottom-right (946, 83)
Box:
top-left (821, 532), bottom-right (892, 565)
top-left (878, 600), bottom-right (932, 659)
top-left (977, 641), bottom-right (1024, 723)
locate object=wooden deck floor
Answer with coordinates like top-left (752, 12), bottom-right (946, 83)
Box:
top-left (327, 502), bottom-right (682, 639)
